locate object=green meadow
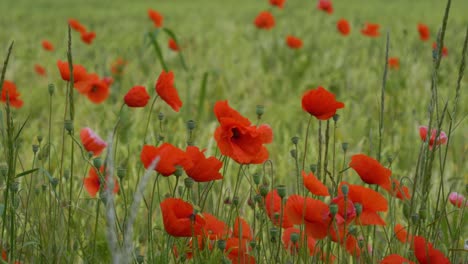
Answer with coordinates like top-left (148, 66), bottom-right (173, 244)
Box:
top-left (0, 0), bottom-right (466, 263)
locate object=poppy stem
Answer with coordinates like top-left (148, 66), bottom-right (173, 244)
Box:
top-left (301, 116), bottom-right (312, 171)
top-left (143, 96), bottom-right (159, 144)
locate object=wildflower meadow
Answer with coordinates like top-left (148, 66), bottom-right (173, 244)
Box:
top-left (0, 0), bottom-right (467, 263)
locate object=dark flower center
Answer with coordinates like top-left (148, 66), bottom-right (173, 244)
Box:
top-left (231, 128), bottom-right (241, 139)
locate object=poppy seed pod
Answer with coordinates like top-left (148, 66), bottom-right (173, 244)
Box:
top-left (290, 149), bottom-right (297, 158)
top-left (256, 105), bottom-right (264, 118)
top-left (50, 177), bottom-right (59, 189)
top-left (64, 120), bottom-right (74, 134)
top-left (184, 177), bottom-right (194, 189)
top-left (117, 167), bottom-right (126, 180)
top-left (249, 241), bottom-right (256, 250)
top-left (276, 185), bottom-right (287, 198)
top-left (342, 142), bottom-right (349, 152)
top-left (310, 164), bottom-right (317, 173)
top-left (186, 120), bottom-right (196, 130)
top-left (348, 225), bottom-right (358, 236)
top-left (290, 232), bottom-right (300, 243)
top-left (260, 185), bottom-right (269, 197)
top-left (217, 240), bottom-right (226, 251)
top-left (48, 83), bottom-right (55, 95)
top-left (333, 114), bottom-right (340, 122)
top-left (32, 144), bottom-right (39, 154)
top-left (329, 204), bottom-right (338, 216)
top-left (355, 203), bottom-right (363, 216)
top-left (93, 157), bottom-right (102, 169)
top-left (270, 227), bottom-right (279, 242)
top-left (291, 136), bottom-right (299, 145)
top-left (252, 172), bottom-right (262, 185)
top-left (341, 184), bottom-right (349, 196)
top-left (232, 196), bottom-right (240, 206)
top-left (37, 135), bottom-right (43, 143)
top-left (158, 112), bottom-right (165, 121)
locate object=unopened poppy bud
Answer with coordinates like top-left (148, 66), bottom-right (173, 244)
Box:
top-left (329, 204), bottom-right (338, 216)
top-left (260, 185), bottom-right (269, 197)
top-left (341, 185), bottom-right (349, 196)
top-left (342, 142), bottom-right (349, 152)
top-left (348, 225), bottom-right (358, 236)
top-left (117, 167), bottom-right (126, 181)
top-left (354, 203), bottom-right (362, 216)
top-left (87, 151), bottom-right (94, 159)
top-left (273, 212), bottom-right (280, 221)
top-left (291, 136), bottom-right (299, 145)
top-left (276, 185), bottom-right (287, 198)
top-left (310, 164), bottom-right (317, 173)
top-left (0, 164), bottom-right (7, 177)
top-left (247, 198), bottom-right (255, 209)
top-left (387, 155), bottom-right (393, 164)
top-left (249, 241), bottom-right (256, 249)
top-left (136, 255), bottom-right (144, 264)
top-left (37, 135), bottom-right (43, 143)
top-left (184, 177), bottom-right (194, 189)
top-left (93, 157), bottom-right (102, 169)
top-left (252, 172), bottom-right (262, 185)
top-left (290, 232), bottom-right (300, 243)
top-left (290, 149), bottom-right (297, 158)
top-left (217, 240), bottom-right (226, 251)
top-left (270, 227), bottom-right (278, 242)
top-left (333, 114), bottom-right (340, 122)
top-left (224, 197), bottom-right (231, 204)
top-left (157, 134), bottom-right (165, 142)
top-left (358, 239), bottom-right (366, 249)
top-left (50, 177), bottom-right (59, 189)
top-left (255, 194), bottom-right (263, 204)
top-left (232, 196), bottom-right (240, 206)
top-left (32, 144), bottom-right (39, 154)
top-left (186, 120), bottom-right (196, 131)
top-left (10, 182), bottom-right (19, 192)
top-left (48, 83), bottom-right (55, 95)
top-left (158, 112), bottom-right (164, 121)
top-left (174, 166), bottom-right (183, 177)
top-left (256, 105), bottom-right (264, 118)
top-left (64, 120), bottom-right (73, 133)
top-left (411, 213), bottom-right (419, 223)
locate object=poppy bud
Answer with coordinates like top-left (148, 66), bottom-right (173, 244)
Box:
top-left (88, 151), bottom-right (94, 159)
top-left (274, 212), bottom-right (280, 221)
top-left (174, 166), bottom-right (184, 177)
top-left (254, 194), bottom-right (263, 204)
top-left (32, 144), bottom-right (39, 154)
top-left (249, 241), bottom-right (256, 250)
top-left (10, 182), bottom-right (19, 192)
top-left (358, 239), bottom-right (366, 249)
top-left (48, 83), bottom-right (55, 96)
top-left (252, 172), bottom-right (262, 185)
top-left (270, 227), bottom-right (278, 242)
top-left (247, 198), bottom-right (255, 209)
top-left (333, 114), bottom-right (340, 122)
top-left (354, 203), bottom-right (362, 216)
top-left (348, 225), bottom-right (358, 236)
top-left (158, 112), bottom-right (164, 121)
top-left (342, 142), bottom-right (349, 152)
top-left (37, 135), bottom-right (43, 143)
top-left (290, 232), bottom-right (300, 243)
top-left (341, 184), bottom-right (349, 196)
top-left (232, 196), bottom-right (240, 206)
top-left (290, 149), bottom-right (297, 158)
top-left (260, 185), bottom-right (269, 197)
top-left (291, 136), bottom-right (299, 145)
top-left (50, 177), bottom-right (59, 189)
top-left (64, 120), bottom-right (73, 134)
top-left (158, 134), bottom-right (165, 142)
top-left (310, 164), bottom-right (317, 173)
top-left (0, 164), bottom-right (7, 177)
top-left (217, 240), bottom-right (226, 251)
top-left (256, 105), bottom-right (264, 118)
top-left (184, 177), bottom-right (194, 189)
top-left (136, 255), bottom-right (144, 264)
top-left (186, 120), bottom-right (196, 131)
top-left (276, 185), bottom-right (287, 198)
top-left (117, 167), bottom-right (126, 181)
top-left (329, 204), bottom-right (338, 216)
top-left (387, 155), bottom-right (393, 164)
top-left (224, 197), bottom-right (231, 204)
top-left (93, 157), bottom-right (102, 169)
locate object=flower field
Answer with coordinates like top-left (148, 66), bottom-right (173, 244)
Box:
top-left (0, 0), bottom-right (467, 263)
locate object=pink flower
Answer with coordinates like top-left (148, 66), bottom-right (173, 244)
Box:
top-left (449, 192), bottom-right (467, 208)
top-left (419, 126), bottom-right (447, 149)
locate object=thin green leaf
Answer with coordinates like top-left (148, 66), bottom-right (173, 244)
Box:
top-left (15, 168), bottom-right (38, 179)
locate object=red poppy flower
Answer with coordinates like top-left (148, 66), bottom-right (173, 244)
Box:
top-left (80, 127), bottom-right (107, 156)
top-left (285, 195), bottom-right (332, 239)
top-left (413, 236), bottom-right (450, 264)
top-left (202, 213), bottom-right (229, 239)
top-left (160, 198), bottom-right (205, 237)
top-left (286, 35), bottom-right (303, 49)
top-left (394, 224), bottom-right (411, 243)
top-left (417, 23), bottom-right (430, 41)
top-left (214, 100), bottom-right (273, 164)
top-left (382, 178), bottom-right (411, 200)
top-left (111, 57), bottom-right (127, 76)
top-left (141, 143), bottom-right (193, 176)
top-left (124, 86), bottom-right (150, 108)
top-left (419, 125), bottom-right (447, 150)
top-left (338, 182), bottom-right (388, 226)
top-left (388, 57), bottom-right (400, 69)
top-left (57, 60), bottom-right (88, 83)
top-left (74, 73), bottom-right (110, 104)
top-left (84, 166), bottom-right (119, 198)
top-left (432, 42), bottom-right (448, 57)
top-left (269, 0), bottom-right (285, 9)
top-left (380, 254), bottom-right (414, 264)
top-left (302, 86), bottom-right (345, 120)
top-left (337, 19), bottom-right (351, 36)
top-left (185, 146), bottom-right (223, 182)
top-left (148, 9), bottom-right (163, 28)
top-left (361, 23), bottom-right (380, 37)
top-left (41, 40), bottom-right (54, 51)
top-left (265, 189), bottom-right (293, 228)
top-left (155, 70), bottom-right (183, 112)
top-left (317, 0), bottom-right (333, 14)
top-left (68, 18), bottom-right (87, 33)
top-left (302, 171), bottom-right (329, 196)
top-left (34, 64), bottom-right (47, 76)
top-left (168, 38), bottom-right (179, 51)
top-left (254, 11), bottom-right (275, 30)
top-left (80, 31), bottom-right (96, 45)
top-left (1, 80), bottom-right (23, 108)
top-left (448, 192), bottom-right (467, 208)
top-left (331, 195), bottom-right (356, 223)
top-left (233, 217), bottom-right (253, 240)
top-left (225, 238), bottom-right (255, 264)
top-left (349, 154), bottom-right (391, 188)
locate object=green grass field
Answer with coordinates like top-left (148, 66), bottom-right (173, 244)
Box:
top-left (0, 0), bottom-right (467, 263)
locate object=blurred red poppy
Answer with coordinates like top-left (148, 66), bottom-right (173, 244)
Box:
top-left (317, 0), bottom-right (333, 14)
top-left (394, 224), bottom-right (411, 243)
top-left (57, 60), bottom-right (88, 83)
top-left (225, 238), bottom-right (255, 264)
top-left (388, 57), bottom-right (399, 69)
top-left (80, 127), bottom-right (107, 156)
top-left (302, 171), bottom-right (329, 196)
top-left (1, 80), bottom-right (23, 108)
top-left (42, 40), bottom-right (54, 51)
top-left (361, 23), bottom-right (380, 37)
top-left (419, 125), bottom-right (447, 149)
top-left (432, 42), bottom-right (448, 57)
top-left (155, 70), bottom-right (183, 112)
top-left (417, 23), bottom-right (430, 41)
top-left (74, 73), bottom-right (110, 104)
top-left (413, 236), bottom-right (450, 264)
top-left (282, 227), bottom-right (324, 257)
top-left (331, 195), bottom-right (356, 223)
top-left (160, 198), bottom-right (205, 237)
top-left (168, 38), bottom-right (180, 51)
top-left (337, 19), bottom-right (351, 36)
top-left (111, 57), bottom-right (127, 76)
top-left (448, 192), bottom-right (467, 208)
top-left (68, 18), bottom-right (87, 33)
top-left (148, 9), bottom-right (163, 28)
top-left (254, 11), bottom-right (275, 30)
top-left (34, 64), bottom-right (47, 76)
top-left (349, 154), bottom-right (391, 188)
top-left (141, 143), bottom-right (193, 176)
top-left (265, 189), bottom-right (293, 228)
top-left (380, 254), bottom-right (414, 264)
top-left (302, 86), bottom-right (345, 120)
top-left (124, 86), bottom-right (150, 108)
top-left (185, 146), bottom-right (223, 182)
top-left (233, 217), bottom-right (253, 240)
top-left (214, 100), bottom-right (273, 164)
top-left (286, 35), bottom-right (303, 49)
top-left (84, 166), bottom-right (119, 198)
top-left (202, 213), bottom-right (229, 239)
top-left (80, 31), bottom-right (96, 45)
top-left (269, 0), bottom-right (285, 9)
top-left (382, 178), bottom-right (411, 200)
